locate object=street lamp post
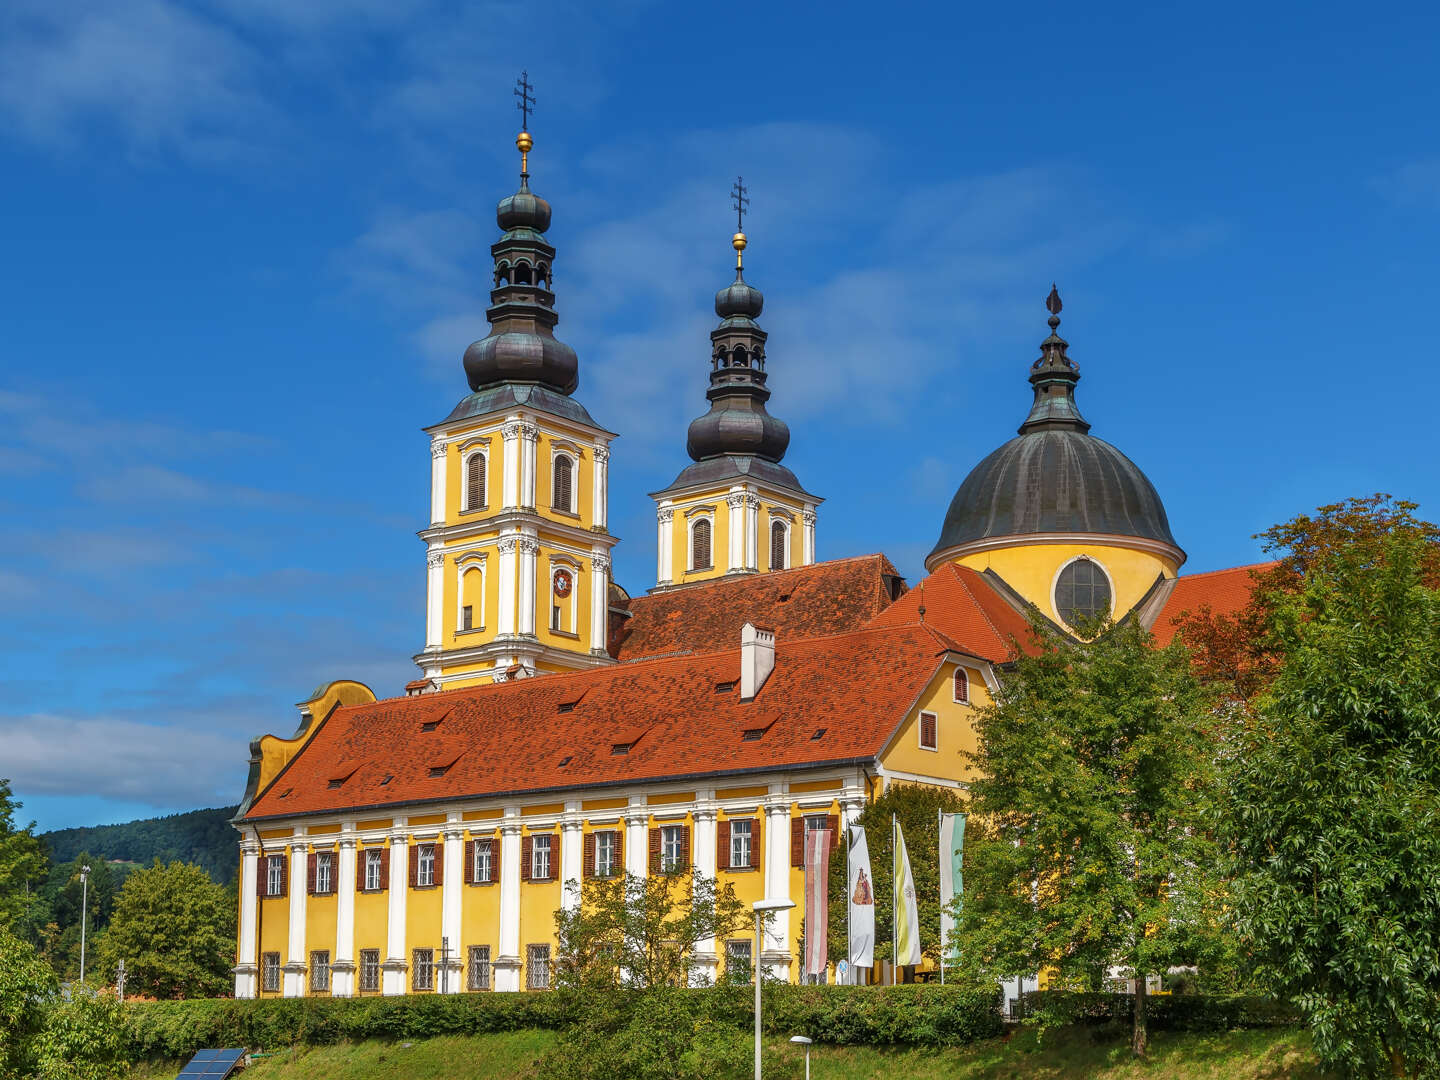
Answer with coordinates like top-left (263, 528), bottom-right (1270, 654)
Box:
top-left (79, 864), bottom-right (91, 983)
top-left (752, 897), bottom-right (795, 1080)
top-left (789, 1035), bottom-right (813, 1080)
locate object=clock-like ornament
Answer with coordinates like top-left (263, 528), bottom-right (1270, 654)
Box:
top-left (553, 569), bottom-right (573, 598)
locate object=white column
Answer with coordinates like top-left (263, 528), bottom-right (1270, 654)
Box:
top-left (691, 800), bottom-right (719, 985)
top-left (802, 508), bottom-right (817, 566)
top-left (283, 837), bottom-right (308, 997)
top-left (382, 831), bottom-right (409, 995)
top-left (496, 816), bottom-right (523, 991)
top-left (429, 439), bottom-right (448, 526)
top-left (425, 550), bottom-right (444, 650)
top-left (656, 508), bottom-right (674, 585)
top-left (744, 494), bottom-right (760, 571)
top-left (502, 421), bottom-right (522, 509)
top-left (592, 445), bottom-right (609, 530)
top-left (333, 836), bottom-right (357, 997)
top-left (519, 422), bottom-right (538, 510)
top-left (497, 537), bottom-right (518, 636)
top-left (560, 804), bottom-right (584, 913)
top-left (440, 825), bottom-right (464, 993)
top-left (624, 802), bottom-right (649, 878)
top-left (234, 840), bottom-right (260, 999)
top-left (589, 552), bottom-right (609, 655)
top-left (762, 798), bottom-right (793, 981)
top-left (517, 536), bottom-right (538, 637)
top-left (726, 492), bottom-right (745, 573)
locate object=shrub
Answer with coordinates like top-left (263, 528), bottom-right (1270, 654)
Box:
top-left (1018, 991), bottom-right (1301, 1031)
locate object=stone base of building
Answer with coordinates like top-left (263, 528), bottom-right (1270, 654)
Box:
top-left (381, 957), bottom-right (409, 996)
top-left (233, 963), bottom-right (258, 1000)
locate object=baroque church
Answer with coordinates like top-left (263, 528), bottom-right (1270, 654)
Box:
top-left (230, 117), bottom-right (1256, 998)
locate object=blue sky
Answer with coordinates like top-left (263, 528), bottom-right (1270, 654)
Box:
top-left (3, 0), bottom-right (1437, 833)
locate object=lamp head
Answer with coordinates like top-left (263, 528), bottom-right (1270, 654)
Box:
top-left (789, 1035), bottom-right (813, 1046)
top-left (752, 898), bottom-right (796, 913)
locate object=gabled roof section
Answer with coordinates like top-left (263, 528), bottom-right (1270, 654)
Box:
top-left (1147, 562), bottom-right (1270, 646)
top-left (244, 623), bottom-right (948, 821)
top-left (610, 554), bottom-right (905, 662)
top-left (868, 562), bottom-right (1035, 662)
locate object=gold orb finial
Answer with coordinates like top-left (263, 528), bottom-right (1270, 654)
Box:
top-left (516, 131), bottom-right (533, 153)
top-left (732, 231), bottom-right (747, 252)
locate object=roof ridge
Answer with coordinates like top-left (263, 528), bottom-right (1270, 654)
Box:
top-left (1177, 560), bottom-right (1277, 580)
top-left (948, 563), bottom-right (1009, 655)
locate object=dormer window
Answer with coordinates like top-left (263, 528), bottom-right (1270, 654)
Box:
top-left (953, 669), bottom-right (970, 704)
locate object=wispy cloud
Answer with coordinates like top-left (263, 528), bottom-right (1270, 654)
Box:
top-left (1373, 158), bottom-right (1440, 209)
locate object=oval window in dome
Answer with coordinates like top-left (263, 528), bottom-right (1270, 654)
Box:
top-left (1055, 557), bottom-right (1112, 629)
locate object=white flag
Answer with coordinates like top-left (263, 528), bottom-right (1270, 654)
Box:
top-left (939, 812), bottom-right (966, 965)
top-left (893, 816), bottom-right (922, 967)
top-left (847, 825), bottom-right (875, 969)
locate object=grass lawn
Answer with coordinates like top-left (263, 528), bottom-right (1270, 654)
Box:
top-left (128, 1025), bottom-right (1330, 1079)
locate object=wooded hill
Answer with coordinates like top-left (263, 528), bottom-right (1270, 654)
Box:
top-left (42, 806), bottom-right (239, 885)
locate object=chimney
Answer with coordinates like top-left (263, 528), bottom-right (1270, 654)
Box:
top-left (740, 623), bottom-right (775, 700)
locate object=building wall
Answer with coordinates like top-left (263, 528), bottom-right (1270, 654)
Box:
top-left (880, 662), bottom-right (991, 784)
top-left (655, 484), bottom-right (815, 588)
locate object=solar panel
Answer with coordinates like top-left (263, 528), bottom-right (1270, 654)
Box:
top-left (175, 1048), bottom-right (246, 1079)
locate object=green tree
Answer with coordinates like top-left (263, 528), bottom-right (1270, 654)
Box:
top-left (0, 924), bottom-right (59, 1079)
top-left (953, 617), bottom-right (1221, 1057)
top-left (32, 984), bottom-right (128, 1080)
top-left (826, 782), bottom-right (965, 973)
top-left (0, 780), bottom-right (46, 935)
top-left (1221, 499), bottom-right (1440, 1078)
top-left (553, 869), bottom-right (751, 990)
top-left (97, 861), bottom-right (234, 999)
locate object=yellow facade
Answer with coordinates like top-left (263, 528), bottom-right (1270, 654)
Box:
top-left (879, 662), bottom-right (991, 784)
top-left (656, 485), bottom-right (812, 587)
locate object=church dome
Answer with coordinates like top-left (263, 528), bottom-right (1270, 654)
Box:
top-left (496, 187), bottom-right (551, 232)
top-left (463, 331), bottom-right (579, 395)
top-left (715, 278), bottom-right (763, 319)
top-left (686, 399), bottom-right (790, 461)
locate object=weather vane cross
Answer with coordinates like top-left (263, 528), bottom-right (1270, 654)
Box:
top-left (731, 176), bottom-right (750, 233)
top-left (514, 71), bottom-right (535, 131)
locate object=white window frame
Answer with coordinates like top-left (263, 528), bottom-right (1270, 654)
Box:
top-left (364, 849), bottom-right (383, 891)
top-left (315, 851), bottom-right (333, 894)
top-left (456, 559), bottom-right (485, 633)
top-left (267, 855), bottom-right (284, 896)
top-left (468, 945), bottom-right (491, 990)
top-left (550, 450), bottom-right (578, 514)
top-left (953, 666), bottom-right (970, 704)
top-left (473, 839), bottom-right (493, 884)
top-left (768, 516), bottom-right (791, 571)
top-left (413, 948), bottom-right (435, 992)
top-left (688, 512), bottom-right (715, 571)
top-left (531, 834), bottom-right (552, 880)
top-left (661, 825), bottom-right (685, 872)
top-left (595, 831), bottom-right (617, 877)
top-left (463, 450), bottom-right (488, 512)
top-left (310, 950), bottom-right (331, 992)
top-left (417, 843), bottom-right (436, 887)
top-left (527, 944), bottom-right (551, 990)
top-left (918, 710), bottom-right (939, 751)
top-left (730, 819), bottom-right (753, 869)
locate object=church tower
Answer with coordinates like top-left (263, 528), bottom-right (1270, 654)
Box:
top-left (414, 79), bottom-right (616, 689)
top-left (649, 183), bottom-right (820, 589)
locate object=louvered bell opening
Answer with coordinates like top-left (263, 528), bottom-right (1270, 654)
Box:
top-left (466, 453), bottom-right (486, 510)
top-left (552, 457), bottom-right (573, 512)
top-left (770, 521), bottom-right (786, 570)
top-left (692, 519), bottom-right (711, 569)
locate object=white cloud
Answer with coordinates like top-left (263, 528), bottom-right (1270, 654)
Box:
top-left (1373, 159), bottom-right (1440, 209)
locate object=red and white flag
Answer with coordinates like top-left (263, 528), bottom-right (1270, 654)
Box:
top-left (803, 826), bottom-right (833, 979)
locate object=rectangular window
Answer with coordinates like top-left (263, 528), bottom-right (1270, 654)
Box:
top-left (595, 831), bottom-right (616, 877)
top-left (661, 825), bottom-right (684, 872)
top-left (309, 950), bottom-right (330, 992)
top-left (726, 940), bottom-right (753, 984)
top-left (262, 952), bottom-right (281, 993)
top-left (365, 849), bottom-right (383, 891)
top-left (730, 819), bottom-right (753, 869)
top-left (919, 710), bottom-right (938, 750)
top-left (359, 949), bottom-right (380, 993)
top-left (531, 834), bottom-right (552, 881)
top-left (418, 844), bottom-right (436, 887)
top-left (267, 855), bottom-right (285, 896)
top-left (412, 948), bottom-right (435, 992)
top-left (468, 945), bottom-right (491, 990)
top-left (462, 605), bottom-right (474, 631)
top-left (315, 852), bottom-right (333, 894)
top-left (953, 667), bottom-right (970, 704)
top-left (473, 839), bottom-right (493, 883)
top-left (527, 944), bottom-right (551, 990)
top-left (551, 604), bottom-right (561, 631)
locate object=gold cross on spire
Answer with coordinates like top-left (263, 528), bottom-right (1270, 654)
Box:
top-left (514, 71), bottom-right (535, 179)
top-left (731, 176), bottom-right (749, 272)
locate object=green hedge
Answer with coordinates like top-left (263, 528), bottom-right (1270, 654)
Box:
top-left (1017, 991), bottom-right (1301, 1030)
top-left (124, 984), bottom-right (1004, 1059)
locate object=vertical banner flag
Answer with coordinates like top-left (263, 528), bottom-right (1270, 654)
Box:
top-left (939, 813), bottom-right (966, 965)
top-left (847, 825), bottom-right (875, 970)
top-left (892, 816), bottom-right (922, 967)
top-left (803, 826), bottom-right (832, 979)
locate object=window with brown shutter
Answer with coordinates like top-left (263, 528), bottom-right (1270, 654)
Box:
top-left (583, 832), bottom-right (595, 878)
top-left (465, 452), bottom-right (486, 510)
top-left (691, 518), bottom-right (712, 570)
top-left (612, 829), bottom-right (623, 875)
top-left (356, 848), bottom-right (368, 893)
top-left (770, 520), bottom-right (787, 571)
top-left (552, 455), bottom-right (573, 512)
top-left (521, 835), bottom-right (533, 882)
top-left (256, 859), bottom-right (267, 898)
top-left (717, 820), bottom-right (731, 871)
top-left (791, 817), bottom-right (804, 868)
top-left (953, 668), bottom-right (969, 704)
top-left (380, 848), bottom-right (390, 888)
top-left (306, 852), bottom-right (317, 895)
top-left (648, 827), bottom-right (661, 873)
top-left (919, 711), bottom-right (938, 750)
top-left (433, 842), bottom-right (444, 886)
top-left (679, 826), bottom-right (691, 872)
top-left (409, 844), bottom-right (419, 888)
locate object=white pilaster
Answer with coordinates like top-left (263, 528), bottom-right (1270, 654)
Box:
top-left (592, 444), bottom-right (609, 530)
top-left (332, 836), bottom-right (357, 997)
top-left (517, 535), bottom-right (538, 637)
top-left (762, 797), bottom-right (794, 981)
top-left (589, 552), bottom-right (609, 655)
top-left (657, 507), bottom-right (674, 585)
top-left (519, 421), bottom-right (538, 510)
top-left (496, 815), bottom-right (523, 992)
top-left (744, 494), bottom-right (760, 571)
top-left (691, 799), bottom-right (719, 985)
top-left (502, 421), bottom-right (522, 510)
top-left (440, 824), bottom-right (464, 993)
top-left (624, 801), bottom-right (649, 878)
top-left (429, 439), bottom-right (448, 526)
top-left (382, 830), bottom-right (409, 995)
top-left (234, 840), bottom-right (260, 999)
top-left (283, 836), bottom-right (308, 997)
top-left (425, 549), bottom-right (444, 650)
top-left (497, 537), bottom-right (518, 637)
top-left (726, 491), bottom-right (746, 572)
top-left (560, 804), bottom-right (584, 913)
top-left (802, 507), bottom-right (817, 566)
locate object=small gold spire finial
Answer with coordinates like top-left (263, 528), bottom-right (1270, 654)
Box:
top-left (730, 176), bottom-right (750, 273)
top-left (514, 71), bottom-right (535, 180)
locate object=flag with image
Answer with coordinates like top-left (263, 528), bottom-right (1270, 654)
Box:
top-left (803, 825), bottom-right (832, 978)
top-left (892, 816), bottom-right (922, 967)
top-left (847, 825), bottom-right (875, 970)
top-left (939, 812), bottom-right (966, 972)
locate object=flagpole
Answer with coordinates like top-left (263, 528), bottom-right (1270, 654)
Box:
top-left (845, 824), bottom-right (853, 986)
top-left (891, 815), bottom-right (897, 987)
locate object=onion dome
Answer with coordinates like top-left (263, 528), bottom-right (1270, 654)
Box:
top-left (926, 287), bottom-right (1182, 569)
top-left (461, 128), bottom-right (580, 396)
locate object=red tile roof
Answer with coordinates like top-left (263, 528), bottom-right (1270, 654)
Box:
top-left (244, 622), bottom-right (948, 821)
top-left (1148, 562), bottom-right (1272, 646)
top-left (868, 562), bottom-right (1036, 662)
top-left (610, 554), bottom-right (904, 662)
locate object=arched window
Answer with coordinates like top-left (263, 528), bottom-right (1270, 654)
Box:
top-left (536, 263), bottom-right (550, 289)
top-left (514, 262), bottom-right (533, 285)
top-left (458, 564), bottom-right (484, 632)
top-left (1055, 557), bottom-right (1113, 629)
top-left (464, 453), bottom-right (486, 511)
top-left (953, 668), bottom-right (969, 704)
top-left (769, 520), bottom-right (788, 571)
top-left (733, 346), bottom-right (749, 367)
top-left (691, 518), bottom-right (712, 570)
top-left (496, 263), bottom-right (511, 286)
top-left (552, 455), bottom-right (574, 513)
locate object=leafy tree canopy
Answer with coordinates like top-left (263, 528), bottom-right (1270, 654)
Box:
top-left (0, 780), bottom-right (45, 935)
